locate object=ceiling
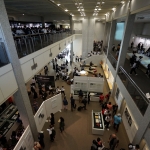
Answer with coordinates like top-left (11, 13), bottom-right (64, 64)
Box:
top-left (4, 0), bottom-right (125, 20)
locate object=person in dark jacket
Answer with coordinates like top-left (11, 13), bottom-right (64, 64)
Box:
top-left (70, 96), bottom-right (75, 111)
top-left (38, 132), bottom-right (45, 148)
top-left (79, 89), bottom-right (83, 103)
top-left (82, 96), bottom-right (87, 110)
top-left (50, 113), bottom-right (55, 126)
top-left (33, 91), bottom-right (38, 100)
top-left (63, 97), bottom-right (68, 110)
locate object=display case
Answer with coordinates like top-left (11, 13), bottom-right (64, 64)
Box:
top-left (92, 110), bottom-right (104, 135)
top-left (0, 104), bottom-right (18, 139)
top-left (89, 92), bottom-right (102, 101)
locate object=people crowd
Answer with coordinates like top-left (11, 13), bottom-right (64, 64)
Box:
top-left (11, 26), bottom-right (70, 36)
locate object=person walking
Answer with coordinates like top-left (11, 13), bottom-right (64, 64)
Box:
top-left (130, 61), bottom-right (138, 75)
top-left (113, 113), bottom-right (122, 132)
top-left (59, 117), bottom-right (65, 133)
top-left (88, 92), bottom-right (90, 104)
top-left (38, 132), bottom-right (45, 148)
top-left (63, 97), bottom-right (68, 110)
top-left (82, 96), bottom-right (87, 110)
top-left (108, 134), bottom-right (119, 150)
top-left (105, 91), bottom-right (111, 103)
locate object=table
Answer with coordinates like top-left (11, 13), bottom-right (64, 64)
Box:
top-left (79, 70), bottom-right (88, 76)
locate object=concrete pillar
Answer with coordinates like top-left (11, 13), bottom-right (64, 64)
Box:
top-left (70, 42), bottom-right (73, 62)
top-left (107, 20), bottom-right (116, 56)
top-left (0, 0), bottom-right (38, 140)
top-left (116, 13), bottom-right (136, 71)
top-left (82, 17), bottom-right (95, 58)
top-left (41, 16), bottom-right (45, 27)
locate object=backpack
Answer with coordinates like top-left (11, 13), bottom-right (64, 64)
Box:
top-left (52, 129), bottom-right (56, 136)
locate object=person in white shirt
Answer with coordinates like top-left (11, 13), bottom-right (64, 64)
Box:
top-left (47, 125), bottom-right (54, 142)
top-left (61, 86), bottom-right (65, 95)
top-left (49, 85), bottom-right (53, 95)
top-left (56, 86), bottom-right (61, 94)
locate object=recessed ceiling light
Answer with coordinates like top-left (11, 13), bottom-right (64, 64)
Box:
top-left (96, 6), bottom-right (99, 7)
top-left (72, 14), bottom-right (74, 16)
top-left (65, 9), bottom-right (68, 12)
top-left (57, 4), bottom-right (61, 6)
top-left (78, 9), bottom-right (80, 11)
top-left (102, 1), bottom-right (105, 4)
top-left (22, 14), bottom-right (24, 15)
top-left (98, 8), bottom-right (101, 10)
top-left (82, 9), bottom-right (84, 11)
top-left (95, 9), bottom-right (97, 10)
top-left (121, 1), bottom-right (125, 4)
top-left (79, 3), bottom-right (82, 4)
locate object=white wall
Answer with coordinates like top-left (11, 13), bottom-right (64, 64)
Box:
top-left (0, 64), bottom-right (18, 105)
top-left (94, 22), bottom-right (105, 41)
top-left (142, 23), bottom-right (150, 36)
top-left (73, 34), bottom-right (82, 57)
top-left (73, 22), bottom-right (82, 30)
top-left (131, 0), bottom-right (150, 14)
top-left (13, 126), bottom-right (34, 150)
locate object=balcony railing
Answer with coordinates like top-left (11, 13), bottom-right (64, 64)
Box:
top-left (73, 30), bottom-right (82, 34)
top-left (108, 52), bottom-right (117, 69)
top-left (118, 66), bottom-right (149, 115)
top-left (14, 32), bottom-right (71, 59)
top-left (0, 42), bottom-right (9, 68)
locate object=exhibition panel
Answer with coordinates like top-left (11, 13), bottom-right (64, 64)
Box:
top-left (13, 126), bottom-right (34, 150)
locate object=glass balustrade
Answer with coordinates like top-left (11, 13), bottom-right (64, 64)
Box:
top-left (107, 52), bottom-right (117, 69)
top-left (14, 32), bottom-right (71, 58)
top-left (0, 42), bottom-right (9, 68)
top-left (118, 66), bottom-right (149, 115)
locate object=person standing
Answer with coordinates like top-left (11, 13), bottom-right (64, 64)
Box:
top-left (63, 97), bottom-right (68, 110)
top-left (59, 117), bottom-right (65, 133)
top-left (78, 89), bottom-right (83, 103)
top-left (105, 114), bottom-right (112, 130)
top-left (61, 86), bottom-right (65, 96)
top-left (99, 93), bottom-right (104, 105)
top-left (112, 104), bottom-right (118, 116)
top-left (146, 63), bottom-right (150, 78)
top-left (108, 134), bottom-right (119, 150)
top-left (47, 125), bottom-right (54, 142)
top-left (50, 113), bottom-right (55, 126)
top-left (38, 132), bottom-right (45, 149)
top-left (70, 96), bottom-right (75, 111)
top-left (113, 113), bottom-right (122, 132)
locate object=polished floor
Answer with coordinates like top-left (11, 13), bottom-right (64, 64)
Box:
top-left (27, 57), bottom-right (130, 150)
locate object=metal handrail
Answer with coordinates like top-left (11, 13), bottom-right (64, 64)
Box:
top-left (119, 66), bottom-right (150, 104)
top-left (13, 31), bottom-right (71, 39)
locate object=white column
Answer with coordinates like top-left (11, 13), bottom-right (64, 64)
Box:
top-left (82, 17), bottom-right (95, 58)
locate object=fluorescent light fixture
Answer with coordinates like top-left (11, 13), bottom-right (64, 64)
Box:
top-left (98, 8), bottom-right (101, 10)
top-left (121, 0), bottom-right (125, 4)
top-left (72, 14), bottom-right (74, 16)
top-left (96, 6), bottom-right (99, 7)
top-left (79, 3), bottom-right (82, 4)
top-left (78, 9), bottom-right (80, 11)
top-left (23, 14), bottom-right (24, 15)
top-left (82, 9), bottom-right (84, 11)
top-left (95, 9), bottom-right (97, 10)
top-left (102, 1), bottom-right (105, 4)
top-left (65, 9), bottom-right (68, 11)
top-left (57, 4), bottom-right (61, 6)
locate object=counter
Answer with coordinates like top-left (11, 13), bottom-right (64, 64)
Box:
top-left (92, 110), bottom-right (104, 135)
